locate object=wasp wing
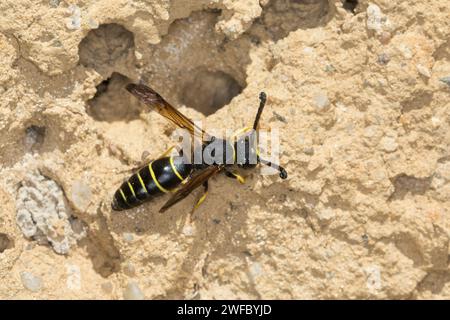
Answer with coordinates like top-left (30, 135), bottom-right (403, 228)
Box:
top-left (126, 83), bottom-right (210, 141)
top-left (159, 165), bottom-right (222, 213)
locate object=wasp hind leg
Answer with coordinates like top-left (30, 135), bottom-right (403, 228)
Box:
top-left (225, 170), bottom-right (246, 184)
top-left (192, 181), bottom-right (208, 212)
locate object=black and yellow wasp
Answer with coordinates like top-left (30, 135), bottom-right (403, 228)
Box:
top-left (111, 83), bottom-right (287, 213)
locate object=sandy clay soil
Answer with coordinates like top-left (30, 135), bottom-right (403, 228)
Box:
top-left (0, 0), bottom-right (449, 299)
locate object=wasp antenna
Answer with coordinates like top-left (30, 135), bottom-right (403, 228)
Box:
top-left (253, 92), bottom-right (267, 131)
top-left (259, 158), bottom-right (288, 180)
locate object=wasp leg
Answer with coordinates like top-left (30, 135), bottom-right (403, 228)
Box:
top-left (230, 126), bottom-right (252, 140)
top-left (258, 158), bottom-right (288, 179)
top-left (191, 181), bottom-right (209, 216)
top-left (160, 145), bottom-right (177, 158)
top-left (225, 170), bottom-right (246, 184)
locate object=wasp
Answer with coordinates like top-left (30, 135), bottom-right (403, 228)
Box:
top-left (111, 83), bottom-right (287, 212)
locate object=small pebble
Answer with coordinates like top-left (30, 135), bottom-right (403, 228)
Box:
top-left (380, 136), bottom-right (398, 152)
top-left (66, 5), bottom-right (81, 30)
top-left (303, 147), bottom-right (314, 155)
top-left (71, 180), bottom-right (92, 211)
top-left (20, 271), bottom-right (42, 292)
top-left (416, 64), bottom-right (431, 78)
top-left (316, 208), bottom-right (335, 223)
top-left (182, 224), bottom-right (195, 236)
top-left (313, 92), bottom-right (330, 111)
top-left (363, 125), bottom-right (378, 138)
top-left (366, 4), bottom-right (383, 33)
top-left (303, 47), bottom-right (314, 55)
top-left (325, 64), bottom-right (336, 73)
top-left (249, 262), bottom-right (263, 278)
top-left (364, 265), bottom-right (381, 291)
top-left (66, 264), bottom-right (81, 290)
top-left (123, 281), bottom-right (145, 300)
top-left (439, 77), bottom-right (450, 86)
top-left (49, 0), bottom-right (60, 7)
top-left (88, 17), bottom-right (99, 29)
top-left (123, 232), bottom-right (134, 243)
top-left (377, 53), bottom-right (390, 65)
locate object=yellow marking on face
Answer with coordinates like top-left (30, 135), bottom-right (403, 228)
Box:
top-left (170, 156), bottom-right (184, 181)
top-left (137, 173), bottom-right (148, 193)
top-left (149, 162), bottom-right (169, 193)
top-left (127, 182), bottom-right (136, 197)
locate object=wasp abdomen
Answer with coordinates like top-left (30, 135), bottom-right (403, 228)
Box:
top-left (112, 156), bottom-right (192, 211)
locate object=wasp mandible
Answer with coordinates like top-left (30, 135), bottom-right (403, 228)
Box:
top-left (111, 83), bottom-right (287, 212)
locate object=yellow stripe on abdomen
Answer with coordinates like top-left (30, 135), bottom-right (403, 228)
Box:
top-left (119, 188), bottom-right (130, 205)
top-left (137, 172), bottom-right (148, 193)
top-left (149, 161), bottom-right (169, 193)
top-left (169, 156), bottom-right (185, 181)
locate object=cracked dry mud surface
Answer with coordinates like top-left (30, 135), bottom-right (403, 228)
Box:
top-left (0, 0), bottom-right (449, 299)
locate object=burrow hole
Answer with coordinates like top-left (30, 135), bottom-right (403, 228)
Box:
top-left (78, 23), bottom-right (136, 79)
top-left (258, 0), bottom-right (334, 41)
top-left (180, 69), bottom-right (243, 116)
top-left (389, 174), bottom-right (432, 201)
top-left (24, 125), bottom-right (46, 152)
top-left (86, 72), bottom-right (142, 122)
top-left (0, 233), bottom-right (14, 253)
top-left (79, 24), bottom-right (139, 122)
top-left (342, 0), bottom-right (358, 14)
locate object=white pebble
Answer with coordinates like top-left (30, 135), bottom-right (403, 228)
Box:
top-left (439, 77), bottom-right (450, 86)
top-left (303, 47), bottom-right (314, 55)
top-left (88, 17), bottom-right (98, 29)
top-left (313, 92), bottom-right (330, 111)
top-left (20, 271), bottom-right (42, 292)
top-left (416, 64), bottom-right (431, 78)
top-left (380, 136), bottom-right (398, 152)
top-left (364, 265), bottom-right (382, 291)
top-left (66, 5), bottom-right (81, 30)
top-left (66, 264), bottom-right (81, 291)
top-left (123, 232), bottom-right (134, 243)
top-left (182, 224), bottom-right (195, 236)
top-left (71, 180), bottom-right (92, 211)
top-left (316, 208), bottom-right (335, 223)
top-left (123, 281), bottom-right (145, 300)
top-left (49, 0), bottom-right (60, 7)
top-left (367, 4), bottom-right (390, 35)
top-left (249, 262), bottom-right (263, 278)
